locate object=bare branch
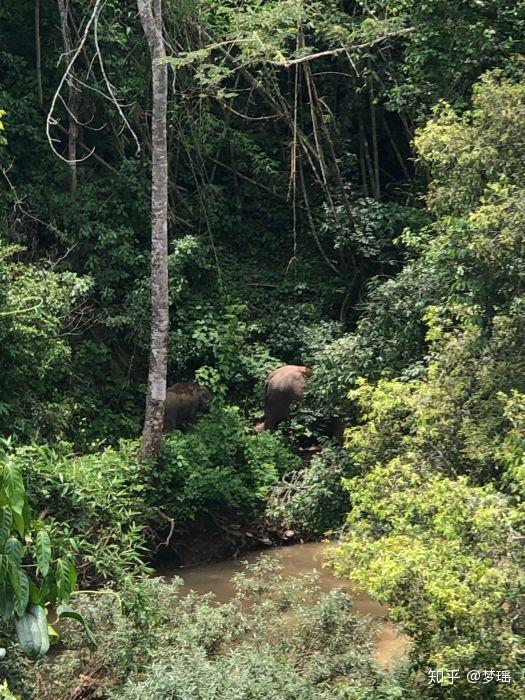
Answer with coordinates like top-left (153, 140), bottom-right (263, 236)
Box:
top-left (46, 0), bottom-right (104, 164)
top-left (94, 6), bottom-right (141, 155)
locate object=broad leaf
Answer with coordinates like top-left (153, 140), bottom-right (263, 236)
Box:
top-left (47, 623), bottom-right (60, 646)
top-left (38, 575), bottom-right (57, 607)
top-left (28, 577), bottom-right (41, 605)
top-left (0, 584), bottom-right (14, 622)
top-left (14, 570), bottom-right (29, 616)
top-left (2, 461), bottom-right (24, 514)
top-left (0, 507), bottom-right (11, 547)
top-left (36, 531), bottom-right (51, 577)
top-left (55, 559), bottom-right (72, 604)
top-left (12, 509), bottom-right (25, 538)
top-left (4, 537), bottom-right (22, 569)
top-left (57, 604), bottom-right (97, 647)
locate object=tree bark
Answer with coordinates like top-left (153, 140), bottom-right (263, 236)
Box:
top-left (35, 0), bottom-right (43, 110)
top-left (369, 78), bottom-right (380, 199)
top-left (57, 0), bottom-right (78, 194)
top-left (137, 0), bottom-right (169, 461)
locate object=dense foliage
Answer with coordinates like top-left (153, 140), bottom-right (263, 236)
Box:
top-left (332, 73), bottom-right (525, 698)
top-left (8, 407), bottom-right (297, 588)
top-left (0, 441), bottom-right (77, 627)
top-left (1, 0), bottom-right (524, 697)
top-left (0, 440), bottom-right (85, 696)
top-left (31, 558), bottom-right (408, 700)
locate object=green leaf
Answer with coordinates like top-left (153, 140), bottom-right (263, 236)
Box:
top-left (0, 507), bottom-right (11, 547)
top-left (0, 583), bottom-right (14, 622)
top-left (14, 570), bottom-right (29, 616)
top-left (28, 577), bottom-right (41, 605)
top-left (22, 500), bottom-right (32, 529)
top-left (9, 561), bottom-right (20, 598)
top-left (4, 537), bottom-right (22, 569)
top-left (55, 559), bottom-right (72, 604)
top-left (12, 509), bottom-right (25, 538)
top-left (36, 531), bottom-right (51, 577)
top-left (38, 575), bottom-right (57, 606)
top-left (2, 461), bottom-right (24, 514)
top-left (57, 604), bottom-right (97, 647)
top-left (69, 559), bottom-right (77, 590)
top-left (47, 623), bottom-right (60, 646)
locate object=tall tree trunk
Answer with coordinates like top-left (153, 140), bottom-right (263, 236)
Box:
top-left (137, 0), bottom-right (169, 461)
top-left (57, 0), bottom-right (78, 194)
top-left (35, 0), bottom-right (43, 110)
top-left (369, 78), bottom-right (380, 199)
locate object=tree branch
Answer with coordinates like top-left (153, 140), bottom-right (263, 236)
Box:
top-left (266, 28), bottom-right (415, 68)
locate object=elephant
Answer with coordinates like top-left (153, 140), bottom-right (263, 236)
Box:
top-left (255, 365), bottom-right (345, 443)
top-left (255, 365), bottom-right (312, 432)
top-left (163, 382), bottom-right (212, 432)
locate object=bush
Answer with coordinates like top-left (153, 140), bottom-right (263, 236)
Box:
top-left (332, 462), bottom-right (523, 698)
top-left (0, 644), bottom-right (35, 700)
top-left (31, 558), bottom-right (408, 700)
top-left (267, 446), bottom-right (357, 536)
top-left (16, 441), bottom-right (154, 588)
top-left (10, 407), bottom-right (299, 587)
top-left (329, 74), bottom-right (525, 697)
top-left (155, 404), bottom-right (301, 519)
top-left (0, 441), bottom-right (81, 696)
top-left (0, 238), bottom-right (92, 443)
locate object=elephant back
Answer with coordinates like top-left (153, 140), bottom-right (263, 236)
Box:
top-left (266, 365), bottom-right (311, 395)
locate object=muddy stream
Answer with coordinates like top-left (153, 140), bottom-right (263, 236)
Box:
top-left (161, 541), bottom-right (410, 668)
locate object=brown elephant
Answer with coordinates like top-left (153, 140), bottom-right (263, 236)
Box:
top-left (255, 365), bottom-right (345, 443)
top-left (255, 365), bottom-right (312, 432)
top-left (163, 382), bottom-right (212, 432)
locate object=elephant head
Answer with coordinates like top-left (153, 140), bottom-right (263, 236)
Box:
top-left (163, 382), bottom-right (212, 432)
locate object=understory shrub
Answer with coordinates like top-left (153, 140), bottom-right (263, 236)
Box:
top-left (16, 441), bottom-right (154, 588)
top-left (154, 404), bottom-right (301, 519)
top-left (0, 442), bottom-right (82, 696)
top-left (331, 328), bottom-right (525, 697)
top-left (332, 463), bottom-right (523, 698)
top-left (9, 406), bottom-right (299, 587)
top-left (329, 73), bottom-right (525, 697)
top-left (267, 446), bottom-right (357, 536)
top-left (0, 238), bottom-right (92, 443)
top-left (31, 558), bottom-right (409, 700)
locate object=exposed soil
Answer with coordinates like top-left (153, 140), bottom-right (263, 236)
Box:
top-left (152, 511), bottom-right (304, 570)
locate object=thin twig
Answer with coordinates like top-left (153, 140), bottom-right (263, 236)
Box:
top-left (46, 0), bottom-right (104, 164)
top-left (265, 28), bottom-right (415, 68)
top-left (94, 4), bottom-right (141, 154)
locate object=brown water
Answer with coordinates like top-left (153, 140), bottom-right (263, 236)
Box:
top-left (163, 541), bottom-right (409, 668)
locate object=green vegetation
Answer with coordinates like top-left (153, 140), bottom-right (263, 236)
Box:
top-left (267, 446), bottom-right (357, 536)
top-left (8, 408), bottom-right (297, 589)
top-left (331, 73), bottom-right (525, 698)
top-left (1, 0), bottom-right (524, 697)
top-left (31, 558), bottom-right (408, 700)
top-left (0, 441), bottom-right (84, 695)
